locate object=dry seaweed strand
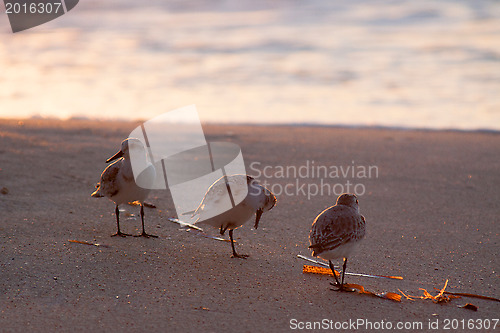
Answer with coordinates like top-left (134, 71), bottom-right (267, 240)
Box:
top-left (303, 264), bottom-right (339, 277)
top-left (429, 279), bottom-right (458, 303)
top-left (459, 303), bottom-right (478, 311)
top-left (442, 291), bottom-right (500, 302)
top-left (398, 279), bottom-right (459, 303)
top-left (304, 265), bottom-right (499, 307)
top-left (299, 256), bottom-right (403, 280)
top-left (399, 279), bottom-right (500, 306)
top-left (343, 283), bottom-right (402, 302)
top-left (302, 265), bottom-right (401, 302)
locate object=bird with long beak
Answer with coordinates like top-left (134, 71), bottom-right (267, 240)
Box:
top-left (191, 175), bottom-right (277, 258)
top-left (91, 138), bottom-right (157, 238)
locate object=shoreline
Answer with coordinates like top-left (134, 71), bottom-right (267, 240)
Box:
top-left (4, 117), bottom-right (500, 135)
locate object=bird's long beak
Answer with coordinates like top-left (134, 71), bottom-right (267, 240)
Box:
top-left (106, 150), bottom-right (124, 163)
top-left (254, 208), bottom-right (264, 229)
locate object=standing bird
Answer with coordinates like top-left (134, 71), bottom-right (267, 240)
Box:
top-left (91, 138), bottom-right (157, 238)
top-left (191, 175), bottom-right (277, 258)
top-left (309, 193), bottom-right (366, 291)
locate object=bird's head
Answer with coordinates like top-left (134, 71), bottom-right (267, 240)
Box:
top-left (336, 193), bottom-right (359, 211)
top-left (263, 188), bottom-right (277, 212)
top-left (106, 138), bottom-right (145, 163)
top-left (248, 179), bottom-right (277, 229)
top-left (246, 176), bottom-right (277, 212)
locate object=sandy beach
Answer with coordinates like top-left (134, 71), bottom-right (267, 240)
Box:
top-left (0, 118), bottom-right (498, 331)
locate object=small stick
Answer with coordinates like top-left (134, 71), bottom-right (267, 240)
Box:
top-left (297, 255), bottom-right (403, 280)
top-left (185, 229), bottom-right (233, 243)
top-left (168, 218), bottom-right (204, 231)
top-left (170, 218), bottom-right (233, 242)
top-left (68, 240), bottom-right (110, 248)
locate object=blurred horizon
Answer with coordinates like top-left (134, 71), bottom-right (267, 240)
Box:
top-left (1, 0), bottom-right (499, 130)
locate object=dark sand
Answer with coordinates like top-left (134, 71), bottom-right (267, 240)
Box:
top-left (0, 119), bottom-right (499, 332)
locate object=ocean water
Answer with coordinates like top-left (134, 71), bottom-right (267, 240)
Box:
top-left (1, 0), bottom-right (499, 130)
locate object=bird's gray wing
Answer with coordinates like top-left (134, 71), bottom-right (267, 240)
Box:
top-left (309, 207), bottom-right (364, 254)
top-left (97, 161), bottom-right (121, 197)
top-left (192, 175), bottom-right (248, 219)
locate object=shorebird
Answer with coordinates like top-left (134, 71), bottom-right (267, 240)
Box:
top-left (309, 193), bottom-right (366, 291)
top-left (191, 175), bottom-right (277, 258)
top-left (91, 138), bottom-right (158, 238)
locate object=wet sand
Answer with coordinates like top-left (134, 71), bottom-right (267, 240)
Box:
top-left (0, 118), bottom-right (499, 331)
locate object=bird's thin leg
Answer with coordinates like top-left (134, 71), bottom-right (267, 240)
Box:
top-left (229, 229), bottom-right (248, 259)
top-left (111, 205), bottom-right (131, 237)
top-left (134, 203), bottom-right (158, 238)
top-left (330, 259), bottom-right (354, 292)
top-left (330, 258), bottom-right (355, 292)
top-left (341, 257), bottom-right (348, 288)
top-left (329, 260), bottom-right (341, 289)
top-left (220, 225), bottom-right (228, 235)
top-left (341, 258), bottom-right (355, 292)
